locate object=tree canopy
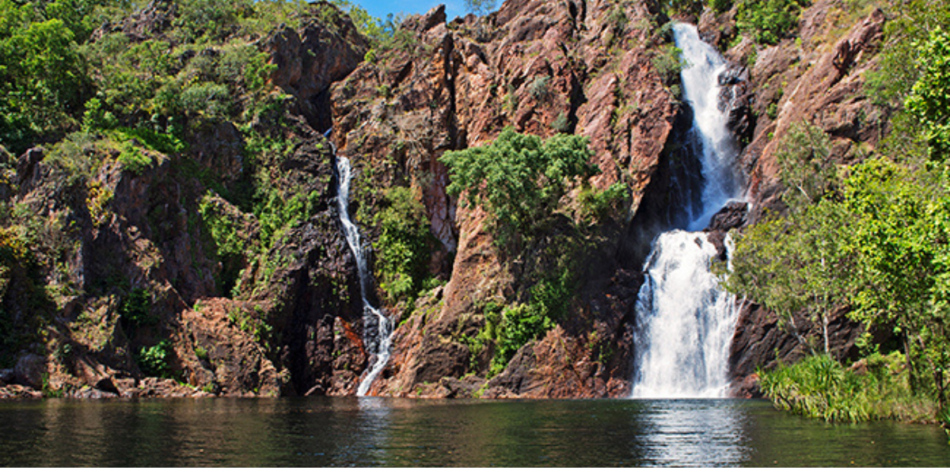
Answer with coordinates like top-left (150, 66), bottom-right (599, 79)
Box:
top-left (440, 127), bottom-right (597, 244)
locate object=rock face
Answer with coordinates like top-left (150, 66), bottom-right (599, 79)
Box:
top-left (0, 0), bottom-right (891, 400)
top-left (734, 1), bottom-right (887, 223)
top-left (696, 0), bottom-right (890, 393)
top-left (329, 0), bottom-right (687, 398)
top-left (0, 2), bottom-right (369, 398)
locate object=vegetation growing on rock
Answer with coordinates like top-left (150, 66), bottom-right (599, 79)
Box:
top-left (724, 0), bottom-right (950, 425)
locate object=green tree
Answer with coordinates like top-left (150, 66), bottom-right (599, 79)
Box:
top-left (843, 158), bottom-right (950, 407)
top-left (736, 0), bottom-right (808, 45)
top-left (374, 186), bottom-right (435, 302)
top-left (726, 121), bottom-right (847, 353)
top-left (440, 128), bottom-right (597, 245)
top-left (775, 121), bottom-right (835, 209)
top-left (464, 0), bottom-right (496, 16)
top-left (904, 27), bottom-right (950, 163)
top-left (726, 199), bottom-right (854, 354)
top-left (0, 8), bottom-right (90, 152)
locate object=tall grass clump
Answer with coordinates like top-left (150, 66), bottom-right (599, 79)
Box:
top-left (760, 353), bottom-right (937, 423)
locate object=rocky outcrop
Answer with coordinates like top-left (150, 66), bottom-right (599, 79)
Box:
top-left (699, 0), bottom-right (890, 390)
top-left (265, 4), bottom-right (370, 131)
top-left (327, 0), bottom-right (685, 398)
top-left (729, 303), bottom-right (867, 397)
top-left (738, 1), bottom-right (887, 222)
top-left (0, 0), bottom-right (894, 400)
top-left (0, 2), bottom-right (368, 398)
top-left (704, 201), bottom-right (748, 260)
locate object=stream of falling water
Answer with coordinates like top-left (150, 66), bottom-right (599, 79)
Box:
top-left (630, 24), bottom-right (744, 398)
top-left (332, 150), bottom-right (392, 396)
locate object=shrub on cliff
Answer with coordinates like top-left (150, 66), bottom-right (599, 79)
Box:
top-left (736, 0), bottom-right (809, 45)
top-left (904, 27), bottom-right (950, 163)
top-left (728, 154), bottom-right (950, 414)
top-left (373, 186), bottom-right (436, 303)
top-left (440, 128), bottom-right (597, 246)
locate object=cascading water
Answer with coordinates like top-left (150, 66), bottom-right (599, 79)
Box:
top-left (332, 149), bottom-right (392, 396)
top-left (630, 24), bottom-right (744, 398)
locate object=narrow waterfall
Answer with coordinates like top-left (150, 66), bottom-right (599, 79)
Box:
top-left (333, 152), bottom-right (392, 396)
top-left (630, 24), bottom-right (743, 398)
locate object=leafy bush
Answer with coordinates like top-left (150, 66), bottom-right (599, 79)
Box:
top-left (81, 98), bottom-right (116, 132)
top-left (551, 112), bottom-right (570, 133)
top-left (440, 128), bottom-right (597, 245)
top-left (373, 187), bottom-right (434, 303)
top-left (736, 0), bottom-right (808, 45)
top-left (199, 192), bottom-right (247, 258)
top-left (120, 288), bottom-right (156, 329)
top-left (137, 340), bottom-right (171, 377)
top-left (116, 142), bottom-right (153, 175)
top-left (652, 43), bottom-right (686, 85)
top-left (904, 27), bottom-right (950, 162)
top-left (485, 267), bottom-right (574, 375)
top-left (528, 75), bottom-right (551, 100)
top-left (181, 82), bottom-right (232, 119)
top-left (253, 184), bottom-right (319, 248)
top-left (577, 182), bottom-right (629, 223)
top-left (774, 121), bottom-right (834, 208)
top-left (0, 5), bottom-right (93, 153)
top-left (491, 303), bottom-right (552, 375)
top-left (173, 0), bottom-right (251, 43)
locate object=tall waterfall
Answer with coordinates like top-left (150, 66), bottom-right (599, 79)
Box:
top-left (630, 24), bottom-right (743, 398)
top-left (333, 152), bottom-right (392, 396)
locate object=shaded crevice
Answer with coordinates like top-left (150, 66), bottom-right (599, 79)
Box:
top-left (618, 103), bottom-right (701, 270)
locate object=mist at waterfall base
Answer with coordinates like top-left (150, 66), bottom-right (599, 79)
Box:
top-left (333, 153), bottom-right (392, 396)
top-left (629, 23), bottom-right (743, 399)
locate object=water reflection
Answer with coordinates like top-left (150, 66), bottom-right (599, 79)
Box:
top-left (636, 399), bottom-right (749, 467)
top-left (1, 398), bottom-right (948, 467)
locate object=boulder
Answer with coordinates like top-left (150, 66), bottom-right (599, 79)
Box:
top-left (14, 354), bottom-right (46, 389)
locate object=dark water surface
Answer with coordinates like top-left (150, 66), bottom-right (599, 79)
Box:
top-left (1, 397), bottom-right (948, 467)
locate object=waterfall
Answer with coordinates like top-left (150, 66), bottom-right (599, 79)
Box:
top-left (333, 151), bottom-right (393, 396)
top-left (630, 24), bottom-right (743, 398)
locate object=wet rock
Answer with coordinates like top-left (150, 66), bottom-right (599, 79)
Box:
top-left (440, 375), bottom-right (486, 398)
top-left (129, 377), bottom-right (212, 398)
top-left (704, 201), bottom-right (749, 260)
top-left (14, 354), bottom-right (46, 389)
top-left (717, 64), bottom-right (755, 143)
top-left (0, 368), bottom-right (14, 384)
top-left (706, 201), bottom-right (749, 233)
top-left (72, 387), bottom-right (119, 399)
top-left (95, 377), bottom-right (121, 395)
top-left (0, 385), bottom-right (43, 399)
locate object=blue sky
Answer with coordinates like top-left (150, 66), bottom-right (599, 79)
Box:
top-left (353, 0), bottom-right (469, 23)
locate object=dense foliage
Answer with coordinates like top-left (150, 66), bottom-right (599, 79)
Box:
top-left (760, 353), bottom-right (935, 423)
top-left (726, 1), bottom-right (950, 424)
top-left (442, 129), bottom-right (620, 376)
top-left (440, 127), bottom-right (598, 245)
top-left (735, 0), bottom-right (810, 45)
top-left (373, 186), bottom-right (436, 303)
top-left (0, 0), bottom-right (387, 380)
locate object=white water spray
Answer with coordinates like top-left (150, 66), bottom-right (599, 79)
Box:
top-left (630, 24), bottom-right (743, 398)
top-left (333, 152), bottom-right (392, 396)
